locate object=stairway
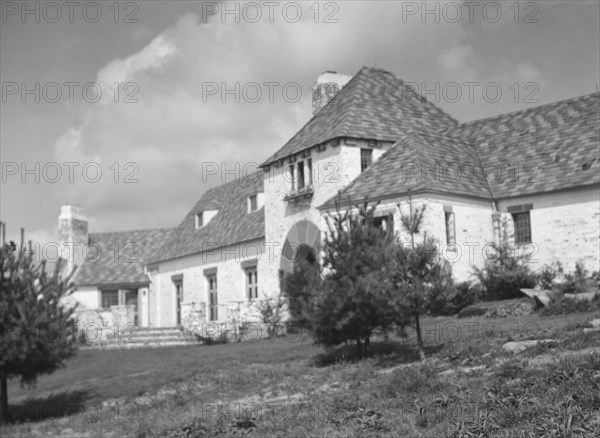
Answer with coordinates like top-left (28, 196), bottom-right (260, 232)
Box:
top-left (83, 326), bottom-right (203, 349)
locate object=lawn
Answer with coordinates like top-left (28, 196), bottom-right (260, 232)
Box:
top-left (2, 310), bottom-right (599, 437)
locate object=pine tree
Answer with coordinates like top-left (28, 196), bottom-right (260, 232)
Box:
top-left (0, 223), bottom-right (78, 424)
top-left (391, 196), bottom-right (450, 360)
top-left (310, 201), bottom-right (396, 357)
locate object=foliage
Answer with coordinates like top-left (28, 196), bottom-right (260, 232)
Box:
top-left (473, 224), bottom-right (536, 301)
top-left (254, 292), bottom-right (287, 338)
top-left (0, 229), bottom-right (78, 424)
top-left (285, 201), bottom-right (397, 357)
top-left (557, 260), bottom-right (597, 294)
top-left (390, 197), bottom-right (451, 359)
top-left (536, 261), bottom-right (564, 290)
top-left (540, 293), bottom-right (600, 316)
top-left (430, 281), bottom-right (481, 316)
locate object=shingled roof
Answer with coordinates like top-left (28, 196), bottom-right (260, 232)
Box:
top-left (451, 92), bottom-right (600, 199)
top-left (148, 171), bottom-right (265, 264)
top-left (320, 130), bottom-right (493, 208)
top-left (75, 228), bottom-right (173, 287)
top-left (261, 67), bottom-right (458, 166)
top-left (322, 91), bottom-right (599, 208)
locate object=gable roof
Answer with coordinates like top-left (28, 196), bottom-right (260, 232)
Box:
top-left (320, 130), bottom-right (493, 209)
top-left (261, 67), bottom-right (458, 166)
top-left (451, 92), bottom-right (600, 199)
top-left (148, 171), bottom-right (265, 264)
top-left (75, 228), bottom-right (174, 287)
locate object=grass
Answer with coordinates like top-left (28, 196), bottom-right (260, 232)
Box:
top-left (2, 310), bottom-right (599, 437)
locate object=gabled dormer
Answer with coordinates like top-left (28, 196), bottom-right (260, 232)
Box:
top-left (247, 193), bottom-right (265, 213)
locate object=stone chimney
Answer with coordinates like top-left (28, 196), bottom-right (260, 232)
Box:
top-left (312, 71), bottom-right (352, 115)
top-left (58, 205), bottom-right (88, 272)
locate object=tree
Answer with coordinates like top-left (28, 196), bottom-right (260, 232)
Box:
top-left (391, 197), bottom-right (451, 360)
top-left (473, 219), bottom-right (536, 300)
top-left (302, 201), bottom-right (396, 357)
top-left (0, 224), bottom-right (78, 424)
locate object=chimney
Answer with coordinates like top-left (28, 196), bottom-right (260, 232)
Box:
top-left (58, 205), bottom-right (88, 272)
top-left (312, 71), bottom-right (352, 115)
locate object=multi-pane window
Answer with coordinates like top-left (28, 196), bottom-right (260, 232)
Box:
top-left (101, 290), bottom-right (119, 309)
top-left (246, 268), bottom-right (258, 300)
top-left (512, 212), bottom-right (532, 244)
top-left (297, 161), bottom-right (305, 190)
top-left (445, 211), bottom-right (456, 246)
top-left (307, 158), bottom-right (313, 186)
top-left (174, 281), bottom-right (183, 326)
top-left (361, 149), bottom-right (373, 172)
top-left (208, 275), bottom-right (218, 321)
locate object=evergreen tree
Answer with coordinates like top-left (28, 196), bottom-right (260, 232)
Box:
top-left (0, 224), bottom-right (78, 424)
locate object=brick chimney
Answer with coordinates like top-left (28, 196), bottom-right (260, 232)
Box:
top-left (58, 205), bottom-right (88, 272)
top-left (311, 71), bottom-right (352, 115)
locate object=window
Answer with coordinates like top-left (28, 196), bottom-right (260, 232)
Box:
top-left (374, 215), bottom-right (394, 235)
top-left (297, 161), bottom-right (305, 190)
top-left (512, 212), bottom-right (532, 244)
top-left (307, 158), bottom-right (313, 186)
top-left (246, 268), bottom-right (258, 300)
top-left (195, 213), bottom-right (203, 228)
top-left (207, 275), bottom-right (218, 321)
top-left (249, 195), bottom-right (258, 212)
top-left (445, 211), bottom-right (456, 246)
top-left (361, 149), bottom-right (373, 172)
top-left (289, 164), bottom-right (295, 191)
top-left (174, 281), bottom-right (183, 326)
top-left (101, 290), bottom-right (118, 309)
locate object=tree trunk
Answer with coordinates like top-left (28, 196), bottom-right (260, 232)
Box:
top-left (364, 336), bottom-right (370, 357)
top-left (355, 337), bottom-right (362, 358)
top-left (0, 375), bottom-right (8, 425)
top-left (414, 313), bottom-right (426, 361)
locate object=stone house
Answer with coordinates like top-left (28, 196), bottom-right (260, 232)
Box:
top-left (60, 66), bottom-right (600, 330)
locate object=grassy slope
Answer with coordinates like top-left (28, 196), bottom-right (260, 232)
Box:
top-left (2, 310), bottom-right (599, 437)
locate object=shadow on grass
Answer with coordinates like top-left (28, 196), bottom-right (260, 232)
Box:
top-left (7, 389), bottom-right (92, 424)
top-left (312, 339), bottom-right (444, 368)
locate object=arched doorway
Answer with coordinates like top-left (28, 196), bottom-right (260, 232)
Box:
top-left (280, 220), bottom-right (321, 274)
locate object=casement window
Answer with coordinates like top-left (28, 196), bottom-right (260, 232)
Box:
top-left (307, 158), bottom-right (313, 186)
top-left (174, 280), bottom-right (183, 326)
top-left (508, 204), bottom-right (533, 244)
top-left (297, 161), bottom-right (305, 190)
top-left (246, 268), bottom-right (258, 300)
top-left (101, 290), bottom-right (119, 309)
top-left (289, 164), bottom-right (295, 191)
top-left (207, 275), bottom-right (218, 321)
top-left (195, 213), bottom-right (203, 228)
top-left (512, 212), bottom-right (532, 244)
top-left (360, 149), bottom-right (373, 172)
top-left (445, 211), bottom-right (456, 246)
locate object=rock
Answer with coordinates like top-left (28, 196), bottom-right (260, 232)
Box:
top-left (583, 327), bottom-right (600, 334)
top-left (520, 288), bottom-right (556, 307)
top-left (502, 339), bottom-right (554, 353)
top-left (438, 369), bottom-right (456, 377)
top-left (462, 365), bottom-right (486, 374)
top-left (590, 319), bottom-right (600, 329)
top-left (564, 292), bottom-right (598, 302)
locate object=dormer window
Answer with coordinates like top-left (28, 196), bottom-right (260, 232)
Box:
top-left (297, 161), bottom-right (305, 190)
top-left (195, 209), bottom-right (218, 228)
top-left (249, 195), bottom-right (258, 212)
top-left (361, 149), bottom-right (373, 172)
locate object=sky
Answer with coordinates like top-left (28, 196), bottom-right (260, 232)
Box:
top-left (1, 0), bottom-right (599, 245)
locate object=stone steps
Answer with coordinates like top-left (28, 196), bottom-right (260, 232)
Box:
top-left (84, 326), bottom-right (203, 349)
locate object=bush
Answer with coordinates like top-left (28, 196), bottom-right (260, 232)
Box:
top-left (430, 282), bottom-right (481, 316)
top-left (556, 260), bottom-right (597, 294)
top-left (473, 228), bottom-right (537, 300)
top-left (536, 261), bottom-right (563, 290)
top-left (541, 293), bottom-right (600, 316)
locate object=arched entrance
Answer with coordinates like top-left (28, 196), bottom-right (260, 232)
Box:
top-left (280, 220), bottom-right (321, 274)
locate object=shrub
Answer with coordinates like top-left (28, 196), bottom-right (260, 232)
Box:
top-left (557, 260), bottom-right (597, 294)
top-left (541, 293), bottom-right (600, 316)
top-left (473, 226), bottom-right (536, 301)
top-left (430, 282), bottom-right (481, 316)
top-left (536, 261), bottom-right (563, 290)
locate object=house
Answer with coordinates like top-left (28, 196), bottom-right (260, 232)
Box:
top-left (59, 66), bottom-right (600, 332)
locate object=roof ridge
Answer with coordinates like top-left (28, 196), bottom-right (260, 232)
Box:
top-left (90, 227), bottom-right (173, 237)
top-left (460, 92), bottom-right (599, 128)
